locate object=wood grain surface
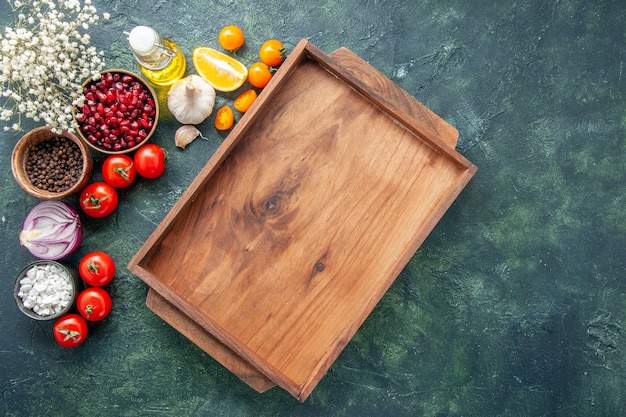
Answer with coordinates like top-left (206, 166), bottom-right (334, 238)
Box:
top-left (129, 40), bottom-right (476, 401)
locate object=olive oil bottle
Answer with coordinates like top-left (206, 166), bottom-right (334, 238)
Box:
top-left (127, 26), bottom-right (186, 86)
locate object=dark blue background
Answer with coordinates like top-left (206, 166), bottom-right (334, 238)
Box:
top-left (1, 1), bottom-right (625, 416)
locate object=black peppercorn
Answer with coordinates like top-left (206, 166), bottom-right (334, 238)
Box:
top-left (26, 137), bottom-right (83, 193)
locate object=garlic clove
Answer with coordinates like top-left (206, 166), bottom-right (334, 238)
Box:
top-left (175, 125), bottom-right (206, 149)
top-left (167, 74), bottom-right (216, 125)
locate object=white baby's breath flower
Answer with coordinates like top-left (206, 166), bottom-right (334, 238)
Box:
top-left (0, 0), bottom-right (109, 132)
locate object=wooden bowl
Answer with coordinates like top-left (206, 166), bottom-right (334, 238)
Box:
top-left (11, 126), bottom-right (93, 200)
top-left (74, 69), bottom-right (159, 154)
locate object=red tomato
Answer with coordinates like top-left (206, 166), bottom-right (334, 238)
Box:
top-left (102, 154), bottom-right (136, 188)
top-left (77, 287), bottom-right (112, 322)
top-left (134, 144), bottom-right (167, 179)
top-left (259, 39), bottom-right (286, 67)
top-left (248, 62), bottom-right (273, 88)
top-left (234, 89), bottom-right (257, 113)
top-left (79, 251), bottom-right (116, 286)
top-left (53, 314), bottom-right (88, 348)
top-left (79, 182), bottom-right (119, 218)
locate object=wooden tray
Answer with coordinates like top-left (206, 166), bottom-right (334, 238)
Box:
top-left (142, 46), bottom-right (462, 396)
top-left (128, 39), bottom-right (477, 401)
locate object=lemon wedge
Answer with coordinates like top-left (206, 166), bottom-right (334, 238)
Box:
top-left (192, 47), bottom-right (248, 92)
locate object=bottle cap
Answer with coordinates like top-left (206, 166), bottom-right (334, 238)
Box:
top-left (128, 26), bottom-right (159, 56)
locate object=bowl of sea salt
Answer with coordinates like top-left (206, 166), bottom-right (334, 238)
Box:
top-left (14, 261), bottom-right (81, 320)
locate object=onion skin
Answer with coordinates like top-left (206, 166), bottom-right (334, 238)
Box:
top-left (20, 201), bottom-right (83, 260)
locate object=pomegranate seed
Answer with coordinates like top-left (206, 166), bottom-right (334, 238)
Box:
top-left (139, 118), bottom-right (151, 129)
top-left (77, 71), bottom-right (156, 151)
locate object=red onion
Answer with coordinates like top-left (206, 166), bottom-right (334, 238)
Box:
top-left (20, 201), bottom-right (83, 260)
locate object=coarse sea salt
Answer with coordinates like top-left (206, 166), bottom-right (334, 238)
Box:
top-left (18, 264), bottom-right (73, 317)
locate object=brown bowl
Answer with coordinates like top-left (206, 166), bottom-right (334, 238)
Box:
top-left (74, 69), bottom-right (159, 154)
top-left (11, 126), bottom-right (93, 200)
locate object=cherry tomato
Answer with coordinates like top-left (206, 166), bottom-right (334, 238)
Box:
top-left (79, 251), bottom-right (116, 286)
top-left (53, 314), bottom-right (88, 348)
top-left (77, 287), bottom-right (112, 322)
top-left (215, 105), bottom-right (235, 131)
top-left (248, 62), bottom-right (273, 88)
top-left (80, 182), bottom-right (118, 218)
top-left (234, 89), bottom-right (258, 113)
top-left (218, 25), bottom-right (245, 51)
top-left (259, 39), bottom-right (286, 67)
top-left (134, 144), bottom-right (167, 179)
top-left (102, 154), bottom-right (136, 188)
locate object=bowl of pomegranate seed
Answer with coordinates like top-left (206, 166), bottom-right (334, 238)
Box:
top-left (74, 69), bottom-right (159, 154)
top-left (11, 126), bottom-right (93, 200)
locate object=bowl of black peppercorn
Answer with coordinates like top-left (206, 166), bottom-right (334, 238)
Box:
top-left (11, 126), bottom-right (93, 200)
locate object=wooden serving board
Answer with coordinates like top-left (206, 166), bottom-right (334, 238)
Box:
top-left (143, 46), bottom-right (460, 395)
top-left (129, 40), bottom-right (476, 401)
top-left (146, 48), bottom-right (458, 392)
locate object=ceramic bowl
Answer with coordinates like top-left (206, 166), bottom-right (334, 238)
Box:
top-left (74, 69), bottom-right (159, 154)
top-left (14, 260), bottom-right (82, 321)
top-left (11, 126), bottom-right (93, 200)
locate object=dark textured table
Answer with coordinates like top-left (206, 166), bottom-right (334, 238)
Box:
top-left (1, 1), bottom-right (625, 416)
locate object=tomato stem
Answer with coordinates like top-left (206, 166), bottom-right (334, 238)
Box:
top-left (83, 193), bottom-right (112, 210)
top-left (114, 165), bottom-right (133, 182)
top-left (87, 259), bottom-right (100, 274)
top-left (56, 328), bottom-right (81, 342)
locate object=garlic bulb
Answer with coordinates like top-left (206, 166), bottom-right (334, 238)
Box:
top-left (167, 74), bottom-right (216, 124)
top-left (175, 125), bottom-right (206, 149)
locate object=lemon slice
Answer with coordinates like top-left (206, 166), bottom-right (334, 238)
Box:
top-left (192, 47), bottom-right (248, 92)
